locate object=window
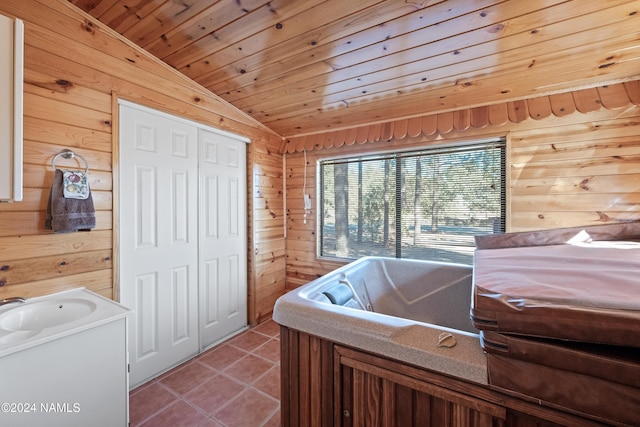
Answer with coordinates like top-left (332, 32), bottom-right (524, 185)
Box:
top-left (319, 138), bottom-right (506, 265)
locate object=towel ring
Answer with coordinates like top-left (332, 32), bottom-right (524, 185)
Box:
top-left (52, 150), bottom-right (89, 174)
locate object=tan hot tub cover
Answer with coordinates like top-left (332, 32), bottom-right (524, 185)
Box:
top-left (481, 330), bottom-right (640, 426)
top-left (471, 221), bottom-right (640, 347)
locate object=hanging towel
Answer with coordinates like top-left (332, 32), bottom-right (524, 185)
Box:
top-left (45, 169), bottom-right (96, 233)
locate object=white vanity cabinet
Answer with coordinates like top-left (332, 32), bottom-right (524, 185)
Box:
top-left (0, 13), bottom-right (23, 202)
top-left (0, 289), bottom-right (130, 427)
top-left (0, 319), bottom-right (129, 427)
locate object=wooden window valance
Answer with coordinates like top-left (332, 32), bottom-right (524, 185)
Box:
top-left (281, 80), bottom-right (640, 154)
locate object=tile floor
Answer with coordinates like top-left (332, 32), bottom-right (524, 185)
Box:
top-left (129, 320), bottom-right (281, 427)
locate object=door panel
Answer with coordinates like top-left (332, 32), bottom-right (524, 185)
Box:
top-left (171, 266), bottom-right (191, 344)
top-left (120, 102), bottom-right (199, 387)
top-left (199, 129), bottom-right (247, 348)
top-left (227, 176), bottom-right (239, 236)
top-left (134, 165), bottom-right (156, 248)
top-left (227, 254), bottom-right (240, 313)
top-left (172, 170), bottom-right (189, 244)
top-left (203, 259), bottom-right (219, 327)
top-left (135, 272), bottom-right (157, 359)
top-left (202, 174), bottom-right (218, 239)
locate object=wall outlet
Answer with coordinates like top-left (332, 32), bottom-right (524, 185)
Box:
top-left (304, 194), bottom-right (311, 209)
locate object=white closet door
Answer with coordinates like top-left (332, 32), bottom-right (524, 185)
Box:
top-left (119, 102), bottom-right (200, 387)
top-left (199, 128), bottom-right (248, 348)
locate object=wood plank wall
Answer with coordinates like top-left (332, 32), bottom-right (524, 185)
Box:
top-left (252, 134), bottom-right (287, 323)
top-left (283, 82), bottom-right (640, 290)
top-left (0, 0), bottom-right (285, 325)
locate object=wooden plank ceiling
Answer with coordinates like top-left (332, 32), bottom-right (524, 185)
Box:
top-left (69, 0), bottom-right (640, 138)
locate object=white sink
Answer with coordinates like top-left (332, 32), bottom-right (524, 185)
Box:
top-left (0, 298), bottom-right (97, 332)
top-left (0, 288), bottom-right (129, 357)
top-left (0, 288), bottom-right (131, 426)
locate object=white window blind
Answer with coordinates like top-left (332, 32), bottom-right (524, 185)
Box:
top-left (319, 138), bottom-right (506, 264)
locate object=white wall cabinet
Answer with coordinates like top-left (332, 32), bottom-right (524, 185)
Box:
top-left (0, 14), bottom-right (23, 202)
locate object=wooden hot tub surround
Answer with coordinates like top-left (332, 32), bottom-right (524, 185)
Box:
top-left (280, 326), bottom-right (620, 427)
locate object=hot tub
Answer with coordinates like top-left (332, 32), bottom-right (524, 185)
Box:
top-left (273, 256), bottom-right (487, 384)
